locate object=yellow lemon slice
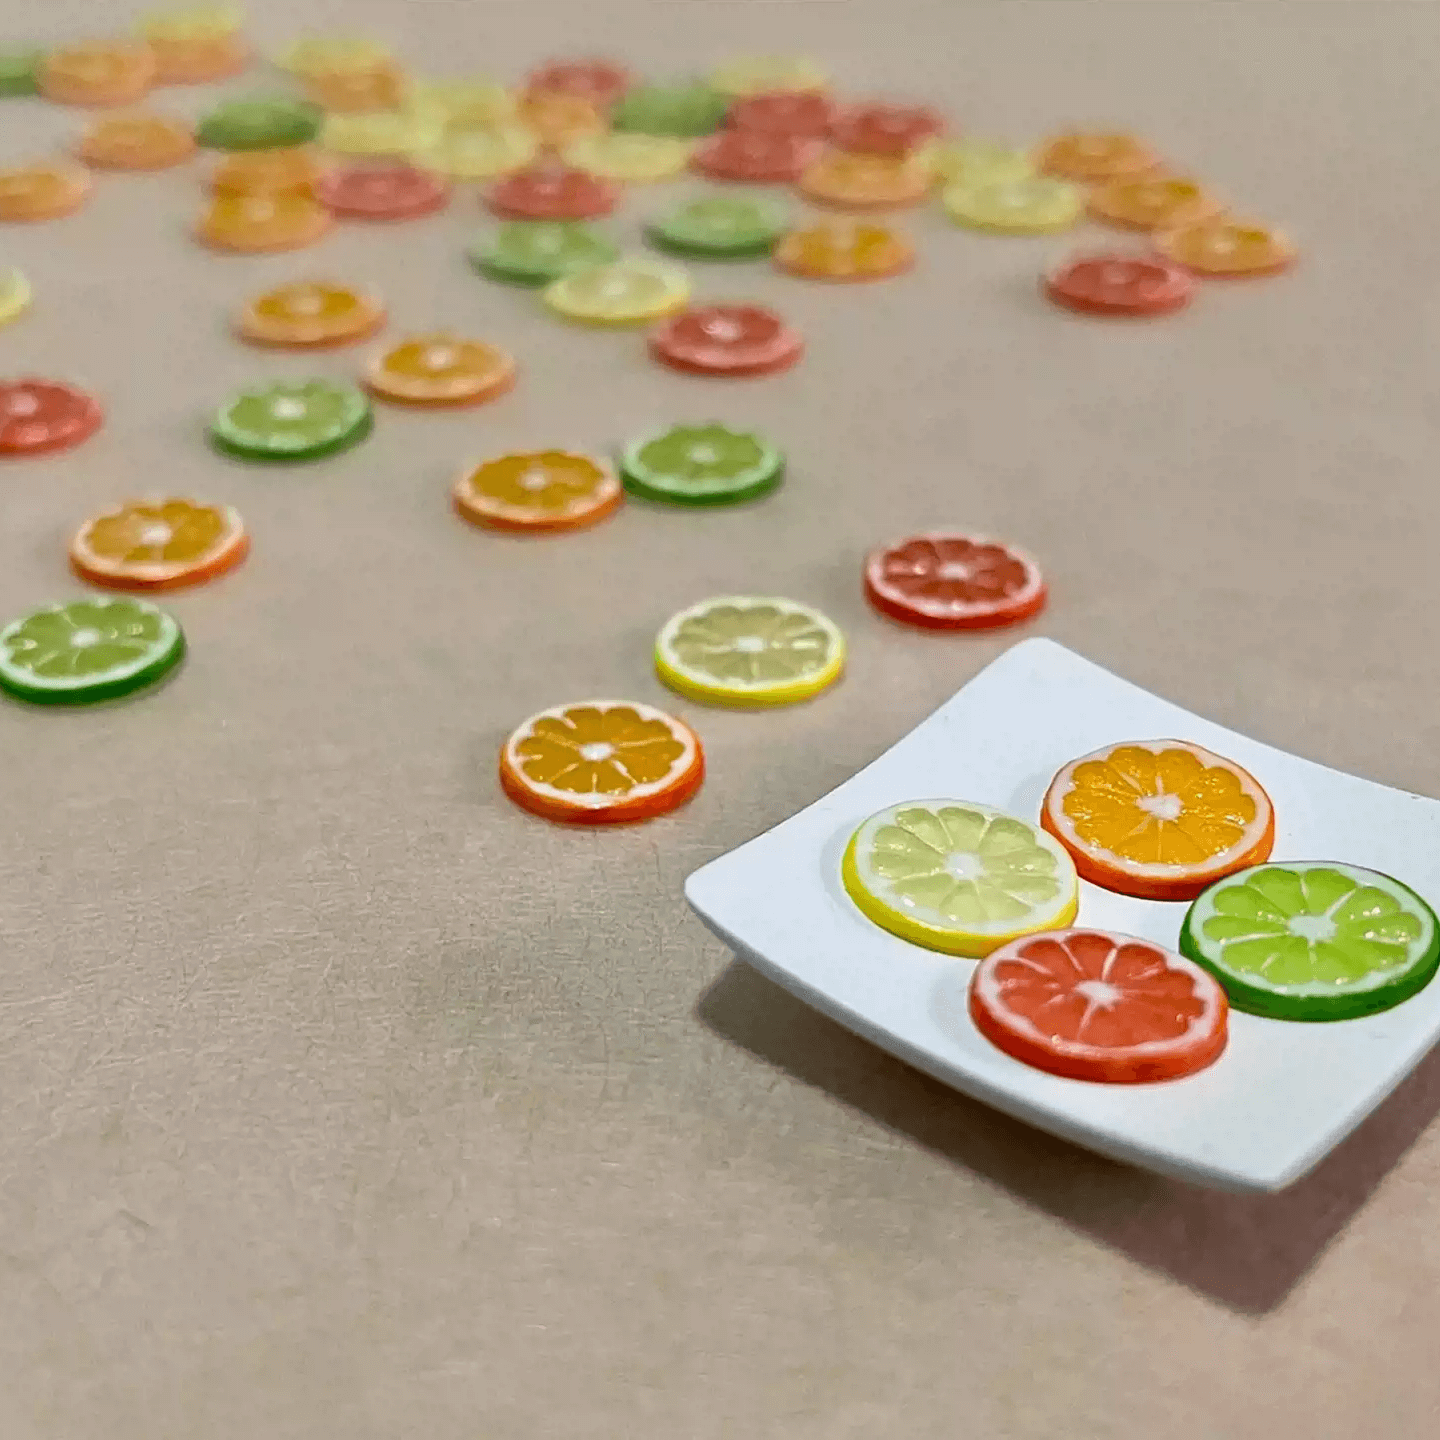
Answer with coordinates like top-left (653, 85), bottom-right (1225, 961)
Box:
top-left (562, 133), bottom-right (694, 182)
top-left (140, 5), bottom-right (244, 42)
top-left (843, 801), bottom-right (1080, 957)
top-left (708, 54), bottom-right (828, 97)
top-left (0, 268), bottom-right (31, 327)
top-left (408, 79), bottom-right (515, 130)
top-left (413, 124), bottom-right (537, 178)
top-left (543, 258), bottom-right (691, 325)
top-left (921, 138), bottom-right (1034, 187)
top-left (655, 596), bottom-right (844, 708)
top-left (943, 177), bottom-right (1082, 234)
top-left (321, 110), bottom-right (437, 156)
top-left (276, 35), bottom-right (391, 77)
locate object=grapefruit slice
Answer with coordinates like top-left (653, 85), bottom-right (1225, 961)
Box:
top-left (864, 532), bottom-right (1046, 630)
top-left (1042, 740), bottom-right (1275, 900)
top-left (969, 928), bottom-right (1229, 1083)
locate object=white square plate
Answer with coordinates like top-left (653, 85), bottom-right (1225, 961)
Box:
top-left (685, 638), bottom-right (1440, 1193)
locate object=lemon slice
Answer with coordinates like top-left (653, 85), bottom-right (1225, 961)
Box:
top-left (322, 111), bottom-right (439, 157)
top-left (655, 596), bottom-right (844, 708)
top-left (415, 125), bottom-right (536, 179)
top-left (0, 268), bottom-right (31, 328)
top-left (543, 258), bottom-right (691, 325)
top-left (843, 800), bottom-right (1079, 956)
top-left (562, 133), bottom-right (694, 182)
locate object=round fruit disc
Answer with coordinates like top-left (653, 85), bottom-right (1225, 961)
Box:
top-left (773, 221), bottom-right (914, 282)
top-left (842, 800), bottom-right (1079, 957)
top-left (562, 133), bottom-right (694, 182)
top-left (727, 91), bottom-right (833, 138)
top-left (150, 34), bottom-right (249, 85)
top-left (500, 699), bottom-right (705, 826)
top-left (525, 58), bottom-right (630, 107)
top-left (611, 84), bottom-right (728, 138)
top-left (647, 197), bottom-right (786, 258)
top-left (305, 64), bottom-right (406, 114)
top-left (197, 96), bottom-right (323, 150)
top-left (0, 166), bottom-right (90, 222)
top-left (1089, 176), bottom-right (1220, 231)
top-left (1155, 219), bottom-right (1297, 277)
top-left (365, 337), bottom-right (515, 406)
top-left (690, 129), bottom-right (819, 183)
top-left (414, 126), bottom-right (539, 181)
top-left (407, 80), bottom-right (515, 131)
top-left (470, 221), bottom-right (619, 287)
top-left (970, 929), bottom-right (1229, 1083)
top-left (235, 282), bottom-right (384, 347)
top-left (544, 260), bottom-right (691, 326)
top-left (320, 110), bottom-right (436, 157)
top-left (864, 533), bottom-right (1047, 631)
top-left (210, 379), bottom-right (371, 460)
top-left (655, 596), bottom-right (844, 708)
top-left (1045, 254), bottom-right (1194, 317)
top-left (453, 451), bottom-right (622, 533)
top-left (923, 139), bottom-right (1034, 187)
top-left (709, 55), bottom-right (827, 97)
top-left (141, 5), bottom-right (244, 41)
top-left (275, 35), bottom-right (392, 78)
top-left (0, 380), bottom-right (103, 457)
top-left (829, 101), bottom-right (944, 156)
top-left (77, 112), bottom-right (197, 170)
top-left (1180, 863), bottom-right (1440, 1022)
top-left (620, 423), bottom-right (782, 506)
top-left (70, 497), bottom-right (248, 591)
top-left (316, 163), bottom-right (448, 219)
top-left (210, 148), bottom-right (323, 197)
top-left (520, 91), bottom-right (606, 148)
top-left (0, 597), bottom-right (184, 706)
top-left (40, 44), bottom-right (157, 106)
top-left (197, 194), bottom-right (333, 252)
top-left (943, 177), bottom-right (1082, 233)
top-left (1038, 132), bottom-right (1159, 182)
top-left (0, 269), bottom-right (31, 328)
top-left (1042, 740), bottom-right (1276, 901)
top-left (0, 49), bottom-right (41, 97)
top-left (649, 305), bottom-right (803, 377)
top-left (799, 151), bottom-right (932, 209)
top-left (486, 165), bottom-right (617, 220)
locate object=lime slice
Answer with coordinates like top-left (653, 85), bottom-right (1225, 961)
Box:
top-left (620, 423), bottom-right (783, 506)
top-left (471, 221), bottom-right (619, 287)
top-left (210, 379), bottom-right (372, 460)
top-left (197, 96), bottom-right (324, 152)
top-left (0, 597), bottom-right (184, 706)
top-left (0, 49), bottom-right (41, 97)
top-left (655, 596), bottom-right (844, 708)
top-left (1179, 862), bottom-right (1440, 1021)
top-left (843, 801), bottom-right (1080, 957)
top-left (0, 267), bottom-right (31, 327)
top-left (543, 259), bottom-right (691, 325)
top-left (646, 197), bottom-right (787, 259)
top-left (612, 83), bottom-right (728, 138)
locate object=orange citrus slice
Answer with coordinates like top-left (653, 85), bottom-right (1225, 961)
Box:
top-left (210, 147), bottom-right (323, 197)
top-left (1155, 219), bottom-right (1297, 277)
top-left (235, 281), bottom-right (383, 347)
top-left (305, 63), bottom-right (407, 113)
top-left (364, 336), bottom-right (515, 406)
top-left (520, 90), bottom-right (605, 148)
top-left (40, 43), bottom-right (157, 106)
top-left (798, 150), bottom-right (932, 209)
top-left (1042, 740), bottom-right (1275, 900)
top-left (773, 220), bottom-right (914, 281)
top-left (1088, 175), bottom-right (1221, 231)
top-left (0, 166), bottom-right (91, 222)
top-left (500, 699), bottom-right (705, 825)
top-left (76, 112), bottom-right (197, 170)
top-left (1037, 132), bottom-right (1159, 182)
top-left (453, 450), bottom-right (622, 532)
top-left (149, 33), bottom-right (248, 85)
top-left (196, 193), bottom-right (332, 252)
top-left (70, 498), bottom-right (249, 591)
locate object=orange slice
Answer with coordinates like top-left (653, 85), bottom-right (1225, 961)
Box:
top-left (70, 497), bottom-right (249, 591)
top-left (1042, 740), bottom-right (1275, 900)
top-left (1155, 219), bottom-right (1297, 277)
top-left (40, 42), bottom-right (157, 107)
top-left (798, 150), bottom-right (932, 209)
top-left (453, 450), bottom-right (621, 532)
top-left (1088, 175), bottom-right (1221, 231)
top-left (304, 64), bottom-right (406, 113)
top-left (520, 89), bottom-right (606, 148)
top-left (364, 336), bottom-right (515, 406)
top-left (196, 193), bottom-right (332, 252)
top-left (150, 33), bottom-right (248, 85)
top-left (773, 220), bottom-right (914, 281)
top-left (1037, 132), bottom-right (1159, 183)
top-left (500, 699), bottom-right (705, 825)
top-left (0, 166), bottom-right (91, 222)
top-left (210, 147), bottom-right (323, 197)
top-left (76, 112), bottom-right (196, 170)
top-left (235, 281), bottom-right (384, 347)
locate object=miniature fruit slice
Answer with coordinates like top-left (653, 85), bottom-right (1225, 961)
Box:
top-left (469, 221), bottom-right (619, 286)
top-left (1037, 132), bottom-right (1159, 183)
top-left (452, 451), bottom-right (621, 532)
top-left (196, 194), bottom-right (332, 252)
top-left (210, 147), bottom-right (323, 197)
top-left (0, 269), bottom-right (32, 327)
top-left (645, 197), bottom-right (786, 258)
top-left (0, 597), bottom-right (184, 705)
top-left (76, 111), bottom-right (196, 170)
top-left (70, 498), bottom-right (248, 591)
top-left (620, 423), bottom-right (782, 505)
top-left (210, 379), bottom-right (371, 460)
top-left (235, 282), bottom-right (383, 347)
top-left (655, 596), bottom-right (844, 708)
top-left (864, 533), bottom-right (1046, 630)
top-left (543, 259), bottom-right (690, 325)
top-left (799, 150), bottom-right (932, 209)
top-left (500, 699), bottom-right (705, 825)
top-left (943, 177), bottom-right (1082, 234)
top-left (648, 304), bottom-right (803, 377)
top-left (709, 55), bottom-right (827, 97)
top-left (1180, 863), bottom-right (1440, 1021)
top-left (1155, 219), bottom-right (1296, 277)
top-left (0, 165), bottom-right (90, 221)
top-left (970, 929), bottom-right (1229, 1083)
top-left (0, 380), bottom-right (103, 456)
top-left (562, 133), bottom-right (694, 182)
top-left (1089, 176), bottom-right (1220, 231)
top-left (1042, 740), bottom-right (1275, 900)
top-left (773, 221), bottom-right (913, 281)
top-left (364, 336), bottom-right (514, 406)
top-left (843, 800), bottom-right (1078, 957)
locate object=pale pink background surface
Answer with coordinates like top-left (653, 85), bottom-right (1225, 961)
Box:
top-left (2, 2), bottom-right (1438, 1436)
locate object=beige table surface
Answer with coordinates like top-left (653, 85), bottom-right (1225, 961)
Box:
top-left (3, 1), bottom-right (1439, 1435)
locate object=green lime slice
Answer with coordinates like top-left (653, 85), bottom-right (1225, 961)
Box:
top-left (470, 222), bottom-right (620, 287)
top-left (210, 379), bottom-right (372, 460)
top-left (1180, 862), bottom-right (1440, 1021)
top-left (620, 424), bottom-right (783, 506)
top-left (612, 84), bottom-right (729, 138)
top-left (0, 598), bottom-right (184, 706)
top-left (646, 197), bottom-right (786, 258)
top-left (196, 96), bottom-right (324, 151)
top-left (0, 49), bottom-right (40, 97)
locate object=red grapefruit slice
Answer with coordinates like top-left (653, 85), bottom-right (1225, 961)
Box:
top-left (864, 532), bottom-right (1046, 631)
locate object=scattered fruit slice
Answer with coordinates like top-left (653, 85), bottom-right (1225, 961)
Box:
top-left (209, 378), bottom-right (371, 460)
top-left (406, 79), bottom-right (515, 130)
top-left (799, 150), bottom-right (932, 209)
top-left (690, 129), bottom-right (820, 184)
top-left (843, 800), bottom-right (1079, 956)
top-left (520, 91), bottom-right (605, 148)
top-left (611, 83), bottom-right (728, 138)
top-left (500, 699), bottom-right (705, 825)
top-left (315, 162), bottom-right (448, 219)
top-left (210, 147), bottom-right (323, 197)
top-left (76, 111), bottom-right (197, 170)
top-left (149, 33), bottom-right (249, 86)
top-left (70, 497), bottom-right (248, 590)
top-left (453, 450), bottom-right (621, 533)
top-left (197, 95), bottom-right (323, 150)
top-left (0, 268), bottom-right (31, 327)
top-left (543, 258), bottom-right (691, 325)
top-left (0, 165), bottom-right (91, 222)
top-left (525, 58), bottom-right (630, 107)
top-left (1089, 176), bottom-right (1221, 231)
top-left (648, 304), bottom-right (803, 377)
top-left (486, 164), bottom-right (617, 220)
top-left (922, 139), bottom-right (1034, 186)
top-left (1180, 863), bottom-right (1440, 1021)
top-left (276, 35), bottom-right (392, 78)
top-left (235, 282), bottom-right (383, 347)
top-left (829, 102), bottom-right (944, 156)
top-left (1155, 219), bottom-right (1296, 277)
top-left (1042, 740), bottom-right (1275, 900)
top-left (364, 336), bottom-right (515, 406)
top-left (970, 929), bottom-right (1229, 1082)
top-left (414, 125), bottom-right (538, 180)
top-left (321, 109), bottom-right (436, 157)
top-left (0, 597), bottom-right (184, 705)
top-left (646, 197), bottom-right (786, 258)
top-left (139, 5), bottom-right (244, 42)
top-left (0, 380), bottom-right (103, 457)
top-left (1037, 132), bottom-right (1159, 182)
top-left (655, 596), bottom-right (844, 708)
top-left (0, 49), bottom-right (41, 97)
top-left (773, 220), bottom-right (914, 281)
top-left (864, 532), bottom-right (1046, 630)
top-left (562, 132), bottom-right (694, 182)
top-left (39, 43), bottom-right (157, 106)
top-left (1044, 253), bottom-right (1194, 317)
top-left (620, 423), bottom-right (782, 506)
top-left (709, 55), bottom-right (827, 97)
top-left (305, 63), bottom-right (407, 114)
top-left (726, 91), bottom-right (833, 138)
top-left (469, 221), bottom-right (619, 286)
top-left (943, 177), bottom-right (1082, 233)
top-left (196, 193), bottom-right (333, 252)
